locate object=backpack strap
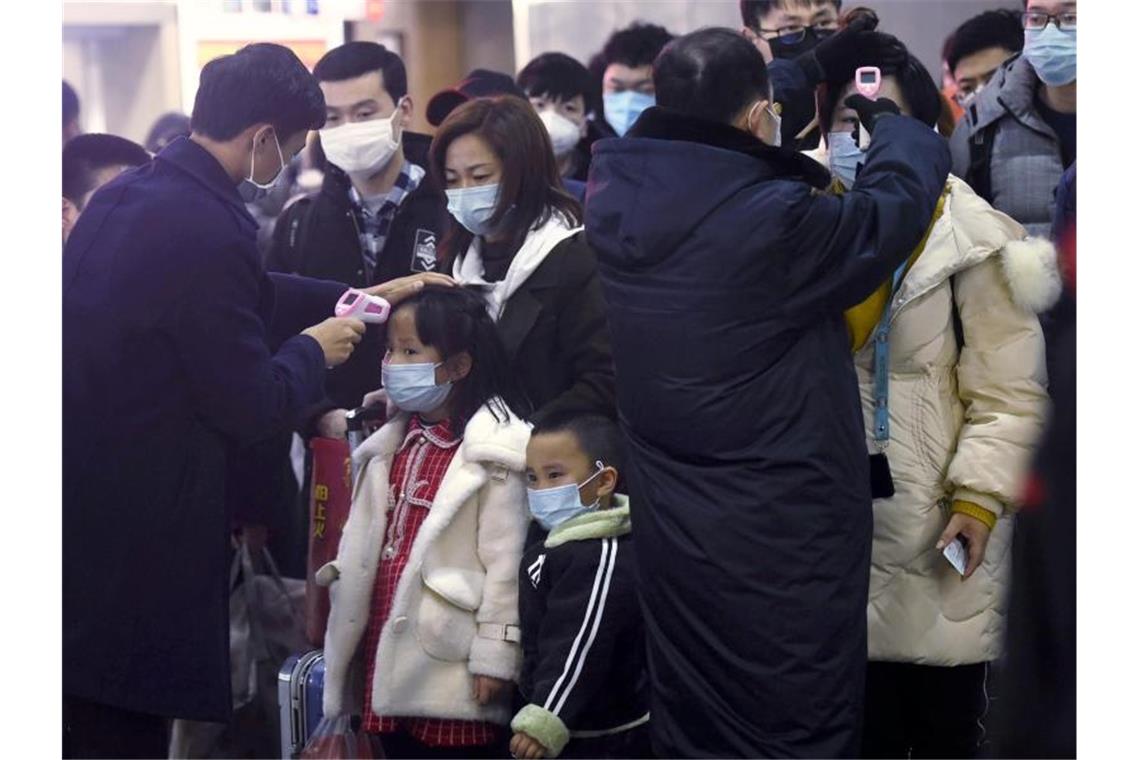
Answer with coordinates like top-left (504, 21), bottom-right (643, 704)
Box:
top-left (964, 104), bottom-right (997, 204)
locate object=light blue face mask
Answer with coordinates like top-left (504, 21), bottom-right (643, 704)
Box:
top-left (527, 462), bottom-right (605, 531)
top-left (381, 360), bottom-right (452, 413)
top-left (828, 131), bottom-right (866, 189)
top-left (604, 91), bottom-right (655, 137)
top-left (1024, 24), bottom-right (1077, 87)
top-left (445, 183), bottom-right (500, 236)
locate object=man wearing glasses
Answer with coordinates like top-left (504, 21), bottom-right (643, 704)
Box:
top-left (740, 0), bottom-right (841, 62)
top-left (950, 0), bottom-right (1077, 238)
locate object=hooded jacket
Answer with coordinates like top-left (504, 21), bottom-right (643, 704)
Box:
top-left (584, 106), bottom-right (950, 758)
top-left (317, 403), bottom-right (531, 725)
top-left (512, 499), bottom-right (648, 757)
top-left (950, 54), bottom-right (1069, 237)
top-left (854, 176), bottom-right (1055, 665)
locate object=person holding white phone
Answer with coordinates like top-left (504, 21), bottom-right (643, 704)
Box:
top-left (816, 27), bottom-right (1055, 759)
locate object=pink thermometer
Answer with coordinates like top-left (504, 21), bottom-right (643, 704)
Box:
top-left (334, 289), bottom-right (391, 323)
top-left (854, 66), bottom-right (882, 149)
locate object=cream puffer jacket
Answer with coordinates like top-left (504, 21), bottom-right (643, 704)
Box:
top-left (317, 403), bottom-right (531, 724)
top-left (855, 176), bottom-right (1057, 665)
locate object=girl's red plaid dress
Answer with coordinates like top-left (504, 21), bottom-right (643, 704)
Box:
top-left (360, 415), bottom-right (499, 748)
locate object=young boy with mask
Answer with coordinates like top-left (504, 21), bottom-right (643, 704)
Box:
top-left (509, 413), bottom-right (649, 760)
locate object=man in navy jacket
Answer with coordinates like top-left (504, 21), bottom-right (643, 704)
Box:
top-left (62, 43), bottom-right (442, 758)
top-left (585, 28), bottom-right (950, 758)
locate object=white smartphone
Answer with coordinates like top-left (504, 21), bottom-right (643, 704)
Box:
top-left (942, 537), bottom-right (968, 576)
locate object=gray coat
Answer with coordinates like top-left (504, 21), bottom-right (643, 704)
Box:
top-left (950, 54), bottom-right (1068, 237)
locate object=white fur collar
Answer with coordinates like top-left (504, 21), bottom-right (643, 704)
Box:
top-left (452, 214), bottom-right (582, 321)
top-left (893, 176), bottom-right (1061, 317)
top-left (351, 400), bottom-right (531, 473)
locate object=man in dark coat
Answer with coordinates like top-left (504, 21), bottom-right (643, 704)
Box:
top-left (585, 28), bottom-right (950, 757)
top-left (62, 43), bottom-right (440, 758)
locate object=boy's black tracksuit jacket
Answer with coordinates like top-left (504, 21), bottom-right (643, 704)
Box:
top-left (512, 498), bottom-right (649, 757)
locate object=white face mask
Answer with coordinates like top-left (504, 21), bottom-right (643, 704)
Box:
top-left (238, 127), bottom-right (286, 203)
top-left (446, 183), bottom-right (501, 236)
top-left (747, 100), bottom-right (782, 148)
top-left (319, 98), bottom-right (406, 176)
top-left (538, 110), bottom-right (582, 158)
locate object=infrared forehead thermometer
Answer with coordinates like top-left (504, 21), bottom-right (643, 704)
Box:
top-left (854, 66), bottom-right (882, 150)
top-left (334, 289), bottom-right (391, 323)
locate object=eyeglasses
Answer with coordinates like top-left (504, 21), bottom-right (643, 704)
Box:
top-left (1021, 11), bottom-right (1077, 31)
top-left (757, 22), bottom-right (838, 45)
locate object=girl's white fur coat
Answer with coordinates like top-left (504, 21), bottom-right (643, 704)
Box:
top-left (317, 403), bottom-right (531, 724)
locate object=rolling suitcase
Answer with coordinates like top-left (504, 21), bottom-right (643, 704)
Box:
top-left (278, 650), bottom-right (325, 759)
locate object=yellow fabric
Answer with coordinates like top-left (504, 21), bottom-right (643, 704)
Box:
top-left (842, 188), bottom-right (949, 352)
top-left (952, 500), bottom-right (998, 531)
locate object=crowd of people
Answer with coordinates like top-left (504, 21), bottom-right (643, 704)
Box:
top-left (61, 0), bottom-right (1076, 758)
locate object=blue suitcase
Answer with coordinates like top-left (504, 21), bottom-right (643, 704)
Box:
top-left (278, 650), bottom-right (325, 758)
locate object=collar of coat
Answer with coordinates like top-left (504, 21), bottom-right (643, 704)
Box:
top-left (352, 399), bottom-right (531, 474)
top-left (962, 54), bottom-right (1055, 139)
top-left (544, 496), bottom-right (631, 549)
top-left (157, 136), bottom-right (257, 227)
top-left (627, 106), bottom-right (832, 189)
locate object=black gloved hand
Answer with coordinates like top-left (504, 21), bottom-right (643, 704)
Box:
top-left (843, 94), bottom-right (901, 135)
top-left (797, 14), bottom-right (909, 86)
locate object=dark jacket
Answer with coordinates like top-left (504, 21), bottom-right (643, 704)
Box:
top-left (584, 107), bottom-right (950, 758)
top-left (476, 228), bottom-right (615, 422)
top-left (949, 54), bottom-right (1068, 237)
top-left (513, 501), bottom-right (647, 757)
top-left (266, 132), bottom-right (449, 410)
top-left (62, 137), bottom-right (344, 722)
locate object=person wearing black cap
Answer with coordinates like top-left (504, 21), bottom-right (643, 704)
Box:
top-left (425, 68), bottom-right (526, 128)
top-left (267, 41), bottom-right (451, 426)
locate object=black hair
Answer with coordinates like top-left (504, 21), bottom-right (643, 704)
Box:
top-left (946, 9), bottom-right (1024, 76)
top-left (62, 133), bottom-right (150, 208)
top-left (190, 43), bottom-right (325, 142)
top-left (313, 41), bottom-right (408, 103)
top-left (530, 411), bottom-right (626, 475)
top-left (517, 52), bottom-right (601, 118)
top-left (819, 49), bottom-right (942, 135)
top-left (392, 285), bottom-right (530, 430)
top-left (63, 80), bottom-right (79, 127)
top-left (740, 0), bottom-right (843, 30)
top-left (601, 21), bottom-right (674, 69)
top-left (654, 27), bottom-right (771, 124)
top-left (144, 111), bottom-right (191, 154)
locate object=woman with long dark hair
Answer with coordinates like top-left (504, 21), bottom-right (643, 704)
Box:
top-left (428, 95), bottom-right (615, 423)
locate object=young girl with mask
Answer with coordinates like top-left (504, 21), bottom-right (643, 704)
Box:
top-left (817, 29), bottom-right (1058, 759)
top-left (316, 285), bottom-right (532, 759)
top-left (428, 96), bottom-right (615, 424)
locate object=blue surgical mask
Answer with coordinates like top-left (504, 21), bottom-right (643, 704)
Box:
top-left (828, 131), bottom-right (866, 189)
top-left (1024, 24), bottom-right (1077, 87)
top-left (238, 128), bottom-right (286, 203)
top-left (382, 360), bottom-right (452, 413)
top-left (604, 91), bottom-right (655, 137)
top-left (527, 462), bottom-right (605, 531)
top-left (445, 183), bottom-right (500, 236)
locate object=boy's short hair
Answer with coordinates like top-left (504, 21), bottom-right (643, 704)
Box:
top-left (530, 412), bottom-right (625, 474)
top-left (945, 9), bottom-right (1024, 76)
top-left (740, 0), bottom-right (843, 30)
top-left (313, 41), bottom-right (408, 102)
top-left (601, 22), bottom-right (675, 70)
top-left (62, 133), bottom-right (150, 208)
top-left (517, 52), bottom-right (600, 116)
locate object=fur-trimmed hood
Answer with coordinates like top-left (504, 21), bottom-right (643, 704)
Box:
top-left (544, 496), bottom-right (631, 549)
top-left (893, 175), bottom-right (1061, 317)
top-left (351, 400), bottom-right (531, 475)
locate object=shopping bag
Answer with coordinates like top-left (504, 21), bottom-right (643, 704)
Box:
top-left (299, 714), bottom-right (382, 759)
top-left (305, 437), bottom-right (353, 646)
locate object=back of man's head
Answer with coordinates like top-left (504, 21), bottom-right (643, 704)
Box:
top-left (602, 22), bottom-right (675, 69)
top-left (191, 43), bottom-right (325, 142)
top-left (946, 9), bottom-right (1024, 77)
top-left (313, 41), bottom-right (408, 102)
top-left (63, 133), bottom-right (150, 209)
top-left (654, 28), bottom-right (771, 124)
